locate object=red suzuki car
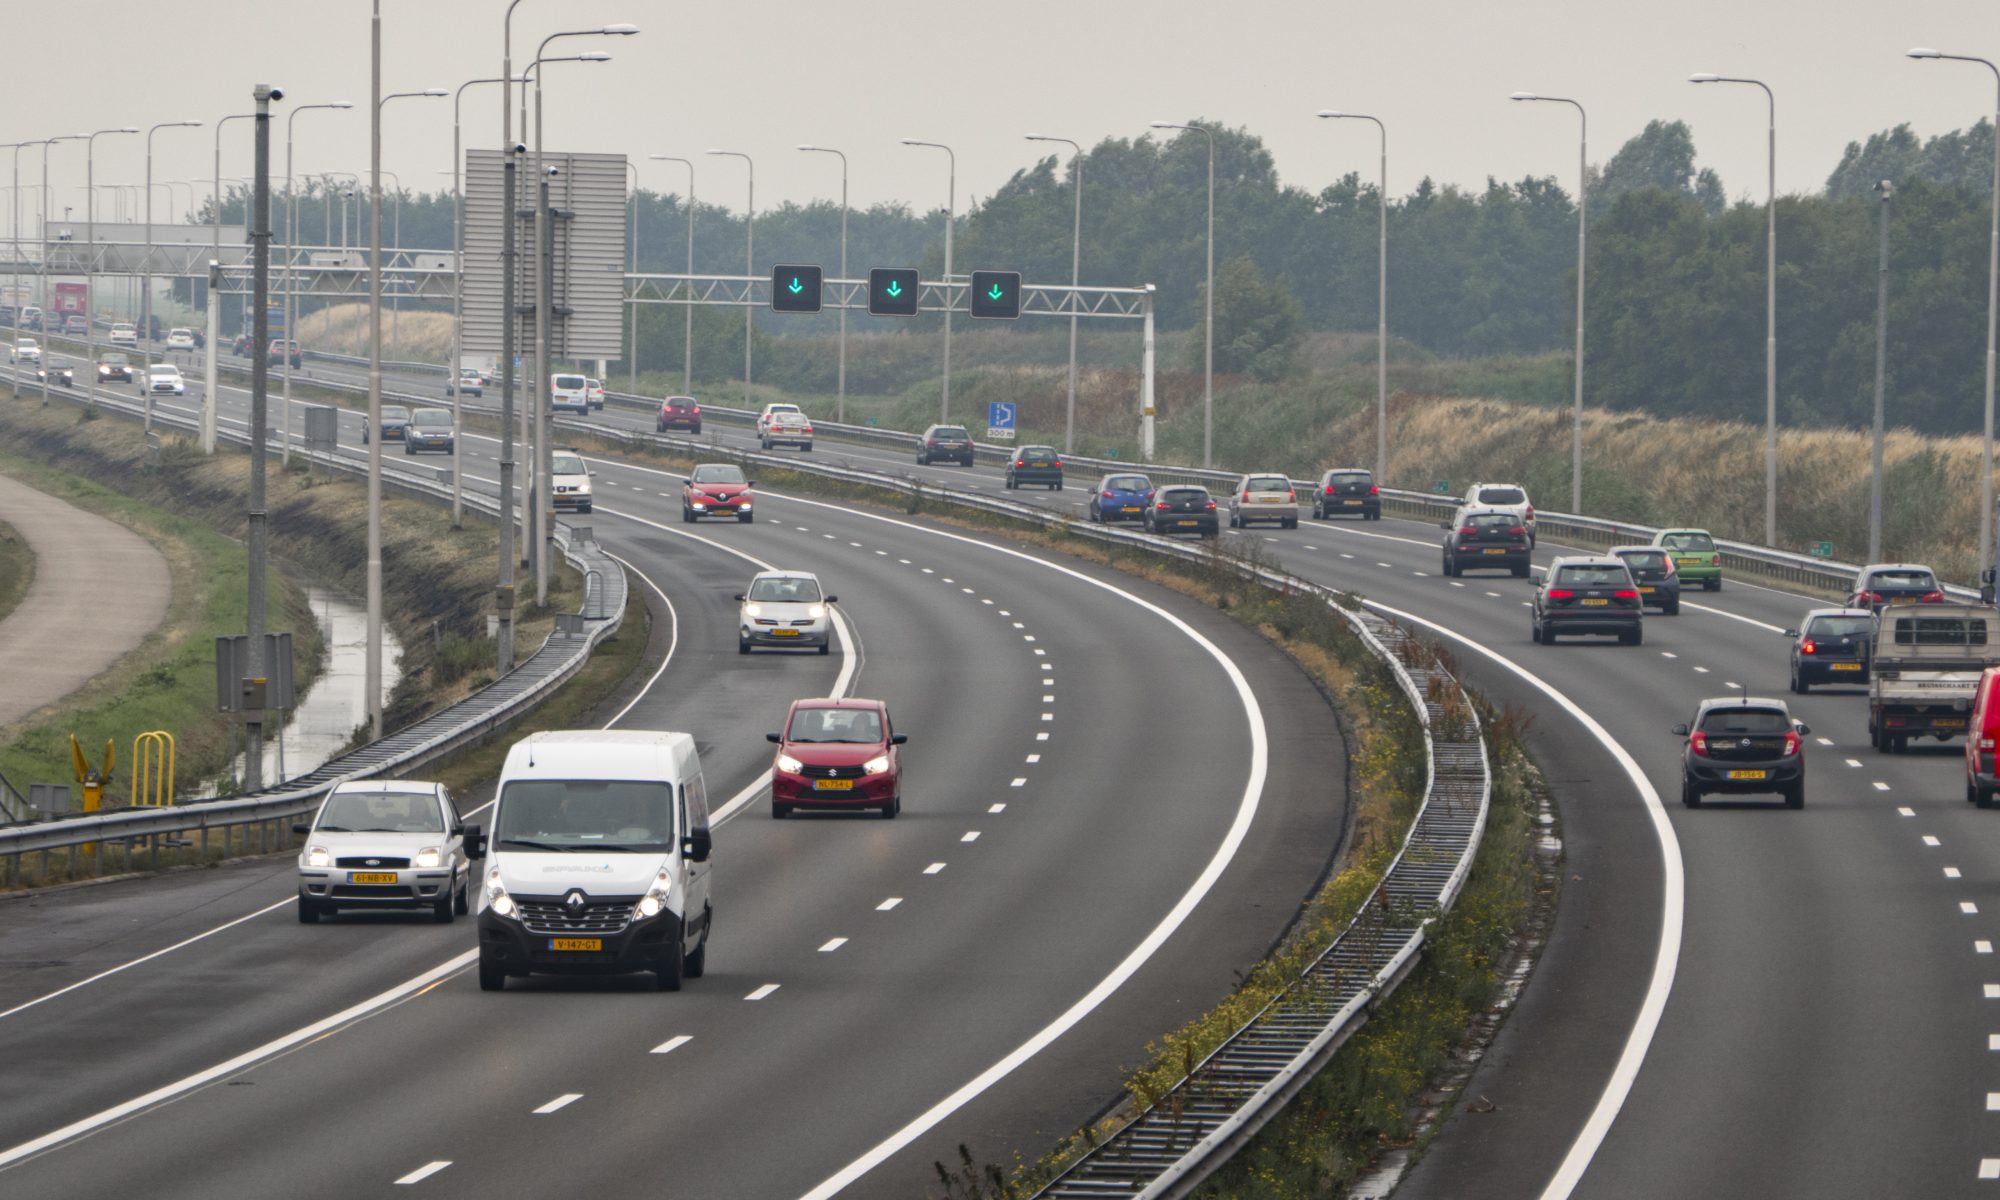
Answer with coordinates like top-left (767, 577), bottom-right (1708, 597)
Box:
top-left (767, 698), bottom-right (906, 818)
top-left (682, 462), bottom-right (754, 523)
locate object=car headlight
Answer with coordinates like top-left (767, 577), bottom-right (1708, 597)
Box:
top-left (97, 366), bottom-right (110, 375)
top-left (776, 753), bottom-right (804, 774)
top-left (633, 870), bottom-right (673, 919)
top-left (691, 502), bottom-right (706, 510)
top-left (415, 846), bottom-right (443, 869)
top-left (739, 502), bottom-right (752, 511)
top-left (486, 867), bottom-right (517, 918)
top-left (743, 603), bottom-right (762, 617)
top-left (807, 604), bottom-right (826, 619)
top-left (863, 754), bottom-right (891, 776)
top-left (305, 845), bottom-right (331, 868)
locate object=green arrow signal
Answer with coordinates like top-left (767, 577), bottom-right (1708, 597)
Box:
top-left (884, 280), bottom-right (903, 298)
top-left (787, 277), bottom-right (804, 295)
top-left (987, 284), bottom-right (1005, 301)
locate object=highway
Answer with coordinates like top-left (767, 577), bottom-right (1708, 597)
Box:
top-left (0, 366), bottom-right (1347, 1197)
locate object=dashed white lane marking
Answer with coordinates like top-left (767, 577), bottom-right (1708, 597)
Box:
top-left (396, 1162), bottom-right (452, 1185)
top-left (1948, 868), bottom-right (1965, 879)
top-left (1023, 635), bottom-right (1037, 643)
top-left (922, 567), bottom-right (934, 574)
top-left (924, 863), bottom-right (946, 875)
top-left (818, 938), bottom-right (848, 953)
top-left (899, 558), bottom-right (912, 564)
top-left (793, 526), bottom-right (810, 532)
top-left (658, 491), bottom-right (671, 497)
top-left (849, 541), bottom-right (863, 548)
top-left (533, 1094), bottom-right (583, 1115)
top-left (1449, 581), bottom-right (1466, 588)
top-left (1724, 682), bottom-right (1742, 690)
top-left (1981, 942), bottom-right (1995, 955)
top-left (962, 587), bottom-right (975, 594)
top-left (1988, 1094), bottom-right (2000, 1112)
top-left (823, 533), bottom-right (837, 540)
top-left (1012, 622), bottom-right (1025, 629)
top-left (961, 831), bottom-right (980, 843)
top-left (1034, 649), bottom-right (1047, 657)
top-left (876, 898), bottom-right (902, 911)
top-left (1846, 759), bottom-right (1864, 768)
top-left (943, 578), bottom-right (956, 584)
top-left (1981, 1159), bottom-right (2000, 1180)
top-left (1873, 782), bottom-right (1892, 792)
top-left (651, 1035), bottom-right (693, 1055)
top-left (1926, 835), bottom-right (1942, 846)
top-left (877, 550), bottom-right (889, 556)
top-left (1042, 694), bottom-right (1055, 703)
top-left (1339, 553), bottom-right (1354, 559)
top-left (988, 803), bottom-right (1006, 814)
top-left (1010, 778), bottom-right (1027, 788)
top-left (1661, 652), bottom-right (1678, 658)
top-left (1413, 571), bottom-right (1430, 578)
top-left (1036, 732), bottom-right (1049, 741)
top-left (1965, 902), bottom-right (1982, 914)
top-left (1303, 545), bottom-right (1318, 550)
top-left (745, 984), bottom-right (781, 1001)
top-left (1815, 737), bottom-right (1834, 746)
top-left (1041, 713), bottom-right (1054, 722)
top-left (1486, 591), bottom-right (1502, 598)
top-left (1377, 561), bottom-right (1392, 568)
top-left (1900, 806), bottom-right (1917, 817)
top-left (981, 598), bottom-right (993, 605)
top-left (1987, 984), bottom-right (2000, 998)
top-left (999, 610), bottom-right (1011, 616)
top-left (1265, 537), bottom-right (1279, 543)
top-left (1693, 666), bottom-right (1711, 674)
top-left (1026, 754), bottom-right (1041, 763)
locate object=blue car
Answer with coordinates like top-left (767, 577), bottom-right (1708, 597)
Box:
top-left (1087, 472), bottom-right (1156, 523)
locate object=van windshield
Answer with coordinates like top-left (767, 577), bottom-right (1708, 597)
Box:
top-left (495, 780), bottom-right (675, 851)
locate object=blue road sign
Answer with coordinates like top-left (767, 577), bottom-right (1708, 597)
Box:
top-left (988, 402), bottom-right (1016, 430)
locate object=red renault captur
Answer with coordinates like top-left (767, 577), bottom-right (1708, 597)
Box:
top-left (767, 698), bottom-right (906, 819)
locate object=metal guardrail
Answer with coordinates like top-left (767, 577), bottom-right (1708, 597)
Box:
top-left (544, 414), bottom-right (1492, 1193)
top-left (0, 372), bottom-right (627, 881)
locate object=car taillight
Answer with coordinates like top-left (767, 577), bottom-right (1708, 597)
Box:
top-left (1525, 505), bottom-right (1535, 520)
top-left (1326, 485), bottom-right (1337, 494)
top-left (1102, 490), bottom-right (1115, 499)
top-left (1206, 501), bottom-right (1217, 510)
top-left (1690, 731), bottom-right (1708, 757)
top-left (1459, 526), bottom-right (1478, 537)
top-left (1016, 460), bottom-right (1026, 468)
top-left (1801, 638), bottom-right (1817, 655)
top-left (1922, 591), bottom-right (1945, 603)
top-left (1547, 589), bottom-right (1575, 600)
top-left (1614, 589), bottom-right (1639, 600)
top-left (1862, 591), bottom-right (1883, 605)
top-left (1509, 526), bottom-right (1527, 536)
top-left (1054, 461), bottom-right (1063, 468)
top-left (691, 405), bottom-right (699, 413)
top-left (1369, 485), bottom-right (1379, 495)
top-left (1157, 500), bottom-right (1171, 510)
top-left (1663, 558), bottom-right (1677, 575)
top-left (1783, 731), bottom-right (1800, 756)
top-left (1242, 492), bottom-right (1250, 501)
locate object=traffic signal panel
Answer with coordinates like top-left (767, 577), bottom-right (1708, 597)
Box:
top-left (868, 267), bottom-right (920, 316)
top-left (771, 265), bottom-right (823, 313)
top-left (970, 270), bottom-right (1022, 319)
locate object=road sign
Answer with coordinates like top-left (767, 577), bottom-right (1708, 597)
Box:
top-left (868, 267), bottom-right (920, 316)
top-left (1809, 541), bottom-right (1834, 558)
top-left (970, 270), bottom-right (1022, 319)
top-left (1432, 480), bottom-right (1451, 495)
top-left (987, 401), bottom-right (1016, 441)
top-left (770, 265), bottom-right (823, 314)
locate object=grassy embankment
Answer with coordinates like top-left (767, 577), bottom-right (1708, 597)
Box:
top-left (0, 519), bottom-right (32, 628)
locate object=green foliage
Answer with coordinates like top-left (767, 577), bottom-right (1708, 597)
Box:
top-left (1593, 119), bottom-right (1724, 216)
top-left (1826, 119), bottom-right (1997, 199)
top-left (1195, 257), bottom-right (1303, 382)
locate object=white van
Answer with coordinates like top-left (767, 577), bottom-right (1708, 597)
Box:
top-left (474, 730), bottom-right (713, 992)
top-left (550, 372), bottom-right (589, 415)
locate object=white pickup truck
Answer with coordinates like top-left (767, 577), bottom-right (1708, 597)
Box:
top-left (1867, 602), bottom-right (2000, 753)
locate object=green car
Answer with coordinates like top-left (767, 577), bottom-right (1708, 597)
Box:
top-left (1652, 528), bottom-right (1721, 591)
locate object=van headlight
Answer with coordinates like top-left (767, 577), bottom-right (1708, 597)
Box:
top-left (775, 753), bottom-right (804, 774)
top-left (863, 755), bottom-right (892, 776)
top-left (415, 846), bottom-right (443, 869)
top-left (486, 867), bottom-right (517, 918)
top-left (305, 845), bottom-right (331, 868)
top-left (634, 870), bottom-right (673, 919)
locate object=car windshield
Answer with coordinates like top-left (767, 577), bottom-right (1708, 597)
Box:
top-left (382, 406), bottom-right (409, 421)
top-left (691, 465), bottom-right (746, 484)
top-left (1554, 565), bottom-right (1630, 588)
top-left (749, 576), bottom-right (822, 603)
top-left (1246, 477), bottom-right (1290, 492)
top-left (150, 366), bottom-right (179, 377)
top-left (1809, 616), bottom-right (1873, 638)
top-left (1698, 708), bottom-right (1791, 735)
top-left (1328, 471), bottom-right (1372, 486)
top-left (1105, 475), bottom-right (1150, 492)
top-left (666, 396), bottom-right (696, 408)
top-left (586, 379), bottom-right (601, 388)
top-left (1662, 532), bottom-right (1715, 551)
top-left (1871, 569), bottom-right (1937, 590)
top-left (461, 368), bottom-right (480, 377)
top-left (1161, 488), bottom-right (1208, 503)
top-left (1022, 448), bottom-right (1056, 462)
top-left (788, 707), bottom-right (884, 744)
top-left (552, 454), bottom-right (586, 476)
top-left (316, 790), bottom-right (442, 834)
top-left (413, 410), bottom-right (450, 427)
top-left (554, 374), bottom-right (586, 389)
top-left (101, 354), bottom-right (127, 365)
top-left (1476, 486), bottom-right (1526, 505)
top-left (494, 780), bottom-right (674, 851)
top-left (932, 427), bottom-right (969, 439)
top-left (1617, 550), bottom-right (1669, 569)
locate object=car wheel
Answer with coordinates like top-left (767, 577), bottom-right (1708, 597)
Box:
top-left (296, 895), bottom-right (321, 924)
top-left (1892, 734), bottom-right (1909, 754)
top-left (691, 424), bottom-right (701, 435)
top-left (818, 642), bottom-right (830, 656)
top-left (477, 953), bottom-right (507, 991)
top-left (580, 503), bottom-right (591, 513)
top-left (455, 880), bottom-right (470, 916)
top-left (1621, 626), bottom-right (1643, 646)
top-left (654, 922), bottom-right (685, 992)
top-left (881, 795), bottom-right (900, 819)
top-left (1441, 555), bottom-right (1454, 576)
top-left (1283, 518), bottom-right (1297, 530)
top-left (1664, 599), bottom-right (1680, 615)
top-left (803, 443), bottom-right (813, 452)
top-left (1978, 783), bottom-right (1995, 810)
top-left (760, 437), bottom-right (770, 450)
top-left (681, 506), bottom-right (693, 523)
top-left (772, 801), bottom-right (793, 819)
top-left (1706, 577), bottom-right (1721, 592)
top-left (1682, 777), bottom-right (1702, 808)
top-left (1512, 564), bottom-right (1529, 579)
top-left (1784, 782), bottom-right (1805, 809)
top-left (738, 640), bottom-right (751, 655)
top-left (738, 512), bottom-right (753, 523)
top-left (683, 912), bottom-right (709, 978)
top-left (404, 443), bottom-right (414, 455)
top-left (432, 888), bottom-right (455, 923)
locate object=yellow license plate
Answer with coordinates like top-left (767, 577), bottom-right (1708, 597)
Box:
top-left (348, 872), bottom-right (397, 884)
top-left (1934, 717), bottom-right (1968, 728)
top-left (1727, 769), bottom-right (1767, 780)
top-left (814, 779), bottom-right (854, 790)
top-left (548, 938), bottom-right (602, 952)
top-left (1121, 506), bottom-right (1140, 512)
top-left (1639, 586), bottom-right (1655, 593)
top-left (1676, 556), bottom-right (1702, 566)
top-left (1177, 519), bottom-right (1197, 526)
top-left (1343, 499), bottom-right (1363, 505)
top-left (772, 628), bottom-right (799, 636)
top-left (1483, 548), bottom-right (1507, 555)
top-left (1581, 598), bottom-right (1609, 606)
top-left (1831, 662), bottom-right (1861, 671)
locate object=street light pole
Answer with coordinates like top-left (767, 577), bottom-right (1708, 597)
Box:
top-left (1689, 73), bottom-right (1778, 547)
top-left (209, 113), bottom-right (254, 452)
top-left (625, 160), bottom-right (640, 396)
top-left (649, 154), bottom-right (694, 395)
top-left (799, 145), bottom-right (849, 422)
top-left (1512, 92), bottom-right (1588, 513)
top-left (144, 121), bottom-right (201, 432)
top-left (40, 137), bottom-right (83, 410)
top-left (1149, 122), bottom-right (1215, 468)
top-left (1026, 134), bottom-right (1084, 454)
top-left (450, 77), bottom-right (515, 527)
top-left (281, 102), bottom-right (352, 464)
top-left (1908, 48), bottom-right (2000, 579)
top-left (84, 127), bottom-right (138, 414)
top-left (706, 149), bottom-right (754, 408)
top-left (900, 139), bottom-right (955, 422)
top-left (245, 82), bottom-right (281, 791)
top-left (1872, 180), bottom-right (1892, 562)
top-left (1316, 111), bottom-right (1389, 482)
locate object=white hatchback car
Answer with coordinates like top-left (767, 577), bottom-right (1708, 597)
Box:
top-left (737, 570), bottom-right (836, 655)
top-left (142, 363), bottom-right (186, 395)
top-left (11, 338), bottom-right (40, 364)
top-left (166, 328), bottom-right (197, 351)
top-left (294, 781), bottom-right (476, 923)
top-left (756, 402), bottom-right (804, 436)
top-left (108, 323), bottom-right (138, 347)
top-left (1228, 473), bottom-right (1300, 530)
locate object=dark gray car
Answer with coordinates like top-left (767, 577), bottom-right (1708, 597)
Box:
top-left (1785, 608), bottom-right (1874, 692)
top-left (1610, 545), bottom-right (1681, 614)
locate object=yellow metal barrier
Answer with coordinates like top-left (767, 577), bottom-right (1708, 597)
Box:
top-left (131, 731), bottom-right (176, 808)
top-left (70, 734), bottom-right (114, 858)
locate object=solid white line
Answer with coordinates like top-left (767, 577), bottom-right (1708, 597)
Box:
top-left (745, 983), bottom-right (780, 1001)
top-left (0, 950), bottom-right (476, 1169)
top-left (396, 1161), bottom-right (452, 1185)
top-left (818, 938), bottom-right (848, 953)
top-left (923, 863), bottom-right (946, 875)
top-left (1355, 599), bottom-right (1683, 1200)
top-left (600, 551), bottom-right (680, 729)
top-left (876, 898), bottom-right (902, 911)
top-left (533, 1093), bottom-right (583, 1115)
top-left (651, 1035), bottom-right (693, 1055)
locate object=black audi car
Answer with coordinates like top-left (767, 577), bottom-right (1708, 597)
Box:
top-left (917, 424), bottom-right (975, 466)
top-left (1531, 556), bottom-right (1644, 645)
top-left (1674, 697), bottom-right (1809, 808)
top-left (1144, 485), bottom-right (1219, 538)
top-left (1785, 607), bottom-right (1874, 692)
top-left (1442, 509), bottom-right (1531, 578)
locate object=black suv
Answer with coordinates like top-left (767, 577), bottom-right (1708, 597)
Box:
top-left (1312, 468), bottom-right (1380, 520)
top-left (1846, 563), bottom-right (1944, 612)
top-left (917, 424), bottom-right (974, 466)
top-left (1785, 607), bottom-right (1874, 692)
top-left (1146, 486), bottom-right (1219, 538)
top-left (1609, 545), bottom-right (1681, 615)
top-left (1005, 445), bottom-right (1064, 490)
top-left (1674, 698), bottom-right (1808, 808)
top-left (1532, 556), bottom-right (1643, 645)
top-left (1441, 509), bottom-right (1530, 577)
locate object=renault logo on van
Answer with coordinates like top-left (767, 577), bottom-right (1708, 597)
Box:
top-left (564, 890), bottom-right (587, 913)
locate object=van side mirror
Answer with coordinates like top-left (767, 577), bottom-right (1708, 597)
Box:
top-left (766, 732), bottom-right (781, 744)
top-left (465, 829), bottom-right (487, 860)
top-left (291, 822), bottom-right (311, 835)
top-left (1671, 723), bottom-right (1689, 736)
top-left (684, 828), bottom-right (712, 863)
top-left (891, 733), bottom-right (908, 745)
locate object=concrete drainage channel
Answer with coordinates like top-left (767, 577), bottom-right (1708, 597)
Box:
top-left (0, 379), bottom-right (626, 887)
top-left (554, 415), bottom-right (1493, 1195)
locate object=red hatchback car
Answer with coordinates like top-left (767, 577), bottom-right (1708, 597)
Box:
top-left (768, 698), bottom-right (906, 818)
top-left (682, 462), bottom-right (754, 523)
top-left (657, 395), bottom-right (702, 434)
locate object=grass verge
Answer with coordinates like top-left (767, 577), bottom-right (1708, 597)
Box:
top-left (0, 518), bottom-right (33, 628)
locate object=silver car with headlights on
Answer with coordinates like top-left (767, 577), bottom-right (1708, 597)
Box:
top-left (736, 570), bottom-right (836, 655)
top-left (294, 781), bottom-right (477, 923)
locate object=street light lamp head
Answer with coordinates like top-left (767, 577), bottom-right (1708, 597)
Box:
top-left (1907, 47), bottom-right (1943, 59)
top-left (1148, 121), bottom-right (1179, 129)
top-left (1509, 92), bottom-right (1540, 101)
top-left (797, 144), bottom-right (817, 151)
top-left (1687, 72), bottom-right (1722, 83)
top-left (419, 89), bottom-right (448, 97)
top-left (330, 101), bottom-right (355, 109)
top-left (1315, 110), bottom-right (1346, 119)
top-left (600, 23), bottom-right (640, 34)
top-left (578, 51), bottom-right (612, 61)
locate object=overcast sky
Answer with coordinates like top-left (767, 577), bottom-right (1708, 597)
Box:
top-left (9, 0), bottom-right (1998, 230)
